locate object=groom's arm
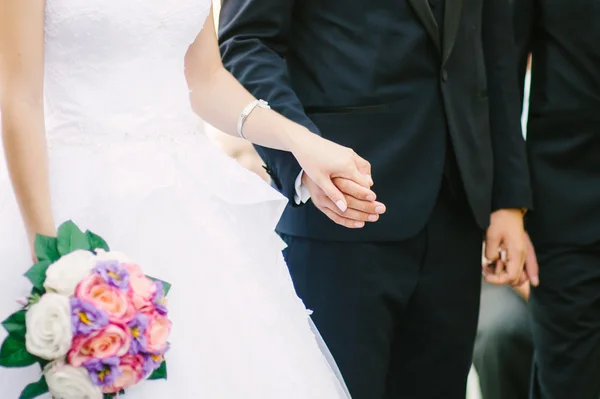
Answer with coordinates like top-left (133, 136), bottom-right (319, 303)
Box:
top-left (218, 0), bottom-right (316, 204)
top-left (512, 0), bottom-right (536, 101)
top-left (482, 0), bottom-right (532, 212)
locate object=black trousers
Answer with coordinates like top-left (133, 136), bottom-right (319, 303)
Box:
top-left (473, 282), bottom-right (533, 399)
top-left (529, 240), bottom-right (600, 399)
top-left (281, 181), bottom-right (483, 399)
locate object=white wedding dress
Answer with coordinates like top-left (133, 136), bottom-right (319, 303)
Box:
top-left (0, 0), bottom-right (351, 398)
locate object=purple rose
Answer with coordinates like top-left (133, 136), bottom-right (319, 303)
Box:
top-left (152, 281), bottom-right (168, 316)
top-left (94, 260), bottom-right (130, 291)
top-left (142, 345), bottom-right (169, 377)
top-left (84, 357), bottom-right (122, 387)
top-left (127, 313), bottom-right (149, 354)
top-left (70, 297), bottom-right (109, 336)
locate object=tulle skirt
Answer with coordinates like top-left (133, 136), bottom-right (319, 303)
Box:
top-left (0, 132), bottom-right (350, 398)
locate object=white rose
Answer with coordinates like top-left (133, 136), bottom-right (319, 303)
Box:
top-left (95, 248), bottom-right (131, 263)
top-left (45, 360), bottom-right (102, 399)
top-left (44, 250), bottom-right (97, 296)
top-left (25, 293), bottom-right (73, 360)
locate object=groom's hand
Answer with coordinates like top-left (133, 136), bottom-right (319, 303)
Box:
top-left (303, 173), bottom-right (386, 229)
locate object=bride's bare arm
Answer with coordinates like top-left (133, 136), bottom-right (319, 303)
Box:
top-left (185, 7), bottom-right (307, 152)
top-left (185, 7), bottom-right (374, 209)
top-left (0, 0), bottom-right (56, 245)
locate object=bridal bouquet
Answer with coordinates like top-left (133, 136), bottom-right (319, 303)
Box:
top-left (0, 221), bottom-right (171, 399)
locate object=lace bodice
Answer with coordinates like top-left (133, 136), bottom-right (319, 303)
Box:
top-left (44, 0), bottom-right (212, 146)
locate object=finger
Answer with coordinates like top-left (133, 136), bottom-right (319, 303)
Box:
top-left (516, 271), bottom-right (529, 286)
top-left (334, 158), bottom-right (371, 188)
top-left (348, 167), bottom-right (372, 188)
top-left (320, 207), bottom-right (365, 229)
top-left (346, 196), bottom-right (386, 215)
top-left (483, 257), bottom-right (511, 285)
top-left (485, 260), bottom-right (506, 281)
top-left (353, 154), bottom-right (373, 185)
top-left (484, 272), bottom-right (510, 285)
top-left (505, 240), bottom-right (526, 286)
top-left (333, 178), bottom-right (377, 201)
top-left (484, 266), bottom-right (515, 285)
top-left (484, 231), bottom-right (502, 262)
top-left (316, 176), bottom-right (348, 212)
top-left (495, 249), bottom-right (505, 275)
top-left (324, 200), bottom-right (380, 223)
top-left (524, 234), bottom-right (540, 286)
top-left (499, 259), bottom-right (522, 286)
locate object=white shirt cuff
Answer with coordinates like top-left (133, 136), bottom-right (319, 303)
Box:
top-left (293, 170), bottom-right (311, 205)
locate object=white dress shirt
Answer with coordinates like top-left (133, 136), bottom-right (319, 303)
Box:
top-left (294, 171), bottom-right (311, 204)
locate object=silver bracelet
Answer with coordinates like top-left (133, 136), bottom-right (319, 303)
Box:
top-left (237, 99), bottom-right (270, 140)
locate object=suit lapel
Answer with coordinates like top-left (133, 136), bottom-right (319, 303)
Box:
top-left (442, 0), bottom-right (463, 65)
top-left (406, 0), bottom-right (441, 53)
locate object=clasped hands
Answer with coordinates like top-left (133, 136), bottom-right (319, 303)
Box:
top-left (482, 209), bottom-right (539, 288)
top-left (302, 172), bottom-right (386, 229)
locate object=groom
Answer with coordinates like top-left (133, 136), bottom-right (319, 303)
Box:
top-left (219, 0), bottom-right (531, 398)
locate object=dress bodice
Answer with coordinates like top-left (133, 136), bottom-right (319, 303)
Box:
top-left (43, 0), bottom-right (212, 145)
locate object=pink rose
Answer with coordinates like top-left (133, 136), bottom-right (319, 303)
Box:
top-left (145, 313), bottom-right (172, 353)
top-left (101, 354), bottom-right (145, 394)
top-left (125, 264), bottom-right (156, 312)
top-left (76, 274), bottom-right (135, 323)
top-left (68, 324), bottom-right (131, 367)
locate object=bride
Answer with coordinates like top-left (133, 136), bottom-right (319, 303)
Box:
top-left (0, 0), bottom-right (377, 398)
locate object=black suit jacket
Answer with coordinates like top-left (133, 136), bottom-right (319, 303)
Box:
top-left (219, 0), bottom-right (531, 241)
top-left (514, 0), bottom-right (600, 245)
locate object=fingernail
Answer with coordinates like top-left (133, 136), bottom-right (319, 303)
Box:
top-left (336, 200), bottom-right (347, 212)
top-left (366, 194), bottom-right (376, 201)
top-left (354, 221), bottom-right (365, 228)
top-left (375, 205), bottom-right (385, 214)
top-left (368, 214), bottom-right (378, 222)
top-left (531, 276), bottom-right (539, 286)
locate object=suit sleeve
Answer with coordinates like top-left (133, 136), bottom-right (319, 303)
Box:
top-left (218, 0), bottom-right (319, 204)
top-left (482, 0), bottom-right (533, 211)
top-left (512, 0), bottom-right (537, 103)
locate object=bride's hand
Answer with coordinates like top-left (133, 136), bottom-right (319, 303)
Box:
top-left (289, 130), bottom-right (374, 212)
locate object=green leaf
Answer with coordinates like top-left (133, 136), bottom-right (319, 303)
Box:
top-left (37, 358), bottom-right (50, 369)
top-left (56, 220), bottom-right (90, 255)
top-left (147, 276), bottom-right (171, 296)
top-left (147, 361), bottom-right (167, 380)
top-left (19, 375), bottom-right (49, 399)
top-left (161, 281), bottom-right (171, 296)
top-left (0, 335), bottom-right (37, 368)
top-left (86, 230), bottom-right (110, 252)
top-left (24, 260), bottom-right (51, 291)
top-left (29, 286), bottom-right (44, 298)
top-left (103, 390), bottom-right (124, 399)
top-left (2, 310), bottom-right (26, 338)
top-left (34, 235), bottom-right (60, 262)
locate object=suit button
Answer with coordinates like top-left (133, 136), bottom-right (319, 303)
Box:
top-left (441, 69), bottom-right (448, 82)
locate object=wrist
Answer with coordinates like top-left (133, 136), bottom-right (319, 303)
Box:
top-left (25, 215), bottom-right (56, 241)
top-left (282, 124), bottom-right (311, 154)
top-left (493, 208), bottom-right (525, 217)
